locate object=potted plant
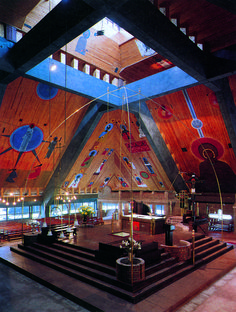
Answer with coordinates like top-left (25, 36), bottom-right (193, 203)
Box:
top-left (120, 237), bottom-right (142, 262)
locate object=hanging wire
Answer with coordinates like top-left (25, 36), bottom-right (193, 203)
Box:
top-left (22, 78), bottom-right (226, 241)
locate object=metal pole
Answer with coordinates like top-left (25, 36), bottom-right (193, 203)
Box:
top-left (192, 229), bottom-right (195, 266)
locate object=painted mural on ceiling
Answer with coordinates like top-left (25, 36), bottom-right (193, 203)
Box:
top-left (146, 83), bottom-right (236, 193)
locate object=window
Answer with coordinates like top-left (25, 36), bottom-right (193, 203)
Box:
top-left (155, 205), bottom-right (164, 215)
top-left (32, 206), bottom-right (41, 219)
top-left (102, 202), bottom-right (119, 220)
top-left (0, 208), bottom-right (7, 221)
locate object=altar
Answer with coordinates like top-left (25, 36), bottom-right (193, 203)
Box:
top-left (121, 214), bottom-right (166, 235)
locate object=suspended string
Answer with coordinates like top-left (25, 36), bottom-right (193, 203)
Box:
top-left (124, 85), bottom-right (224, 240)
top-left (23, 78), bottom-right (225, 239)
top-left (123, 86), bottom-right (134, 284)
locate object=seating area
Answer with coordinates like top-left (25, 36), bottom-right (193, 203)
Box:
top-left (0, 221), bottom-right (38, 242)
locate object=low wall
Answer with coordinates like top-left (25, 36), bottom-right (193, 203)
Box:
top-left (116, 257), bottom-right (145, 283)
top-left (161, 240), bottom-right (192, 261)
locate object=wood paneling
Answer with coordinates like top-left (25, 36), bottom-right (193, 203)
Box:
top-left (158, 0), bottom-right (236, 52)
top-left (61, 28), bottom-right (121, 77)
top-left (0, 0), bottom-right (40, 29)
top-left (0, 77), bottom-right (90, 191)
top-left (146, 82), bottom-right (236, 188)
top-left (64, 109), bottom-right (174, 193)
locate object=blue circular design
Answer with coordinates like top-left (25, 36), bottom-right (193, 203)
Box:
top-left (105, 123), bottom-right (113, 132)
top-left (89, 150), bottom-right (98, 157)
top-left (191, 119), bottom-right (203, 129)
top-left (37, 83), bottom-right (58, 100)
top-left (10, 125), bottom-right (43, 152)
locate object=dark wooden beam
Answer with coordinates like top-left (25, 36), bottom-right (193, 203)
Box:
top-left (108, 0), bottom-right (235, 91)
top-left (43, 102), bottom-right (107, 205)
top-left (0, 83), bottom-right (7, 107)
top-left (0, 0), bottom-right (105, 83)
top-left (205, 0), bottom-right (236, 14)
top-left (216, 78), bottom-right (236, 157)
top-left (131, 101), bottom-right (189, 193)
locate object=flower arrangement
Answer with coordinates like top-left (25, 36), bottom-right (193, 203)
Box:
top-left (79, 206), bottom-right (94, 216)
top-left (120, 237), bottom-right (142, 254)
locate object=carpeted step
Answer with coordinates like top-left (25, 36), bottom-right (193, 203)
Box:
top-left (9, 246), bottom-right (136, 302)
top-left (145, 256), bottom-right (178, 276)
top-left (194, 244), bottom-right (233, 265)
top-left (16, 244), bottom-right (116, 280)
top-left (8, 237), bottom-right (234, 304)
top-left (35, 242), bottom-right (96, 261)
top-left (20, 242), bottom-right (115, 275)
top-left (195, 239), bottom-right (219, 253)
top-left (55, 240), bottom-right (96, 254)
top-left (194, 236), bottom-right (213, 247)
top-left (195, 241), bottom-right (228, 260)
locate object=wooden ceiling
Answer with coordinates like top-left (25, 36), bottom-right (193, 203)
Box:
top-left (0, 0), bottom-right (235, 201)
top-left (146, 79), bottom-right (236, 180)
top-left (0, 77), bottom-right (90, 194)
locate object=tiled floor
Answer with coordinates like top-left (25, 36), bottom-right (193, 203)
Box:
top-left (0, 222), bottom-right (235, 312)
top-left (176, 267), bottom-right (236, 312)
top-left (0, 261), bottom-right (90, 312)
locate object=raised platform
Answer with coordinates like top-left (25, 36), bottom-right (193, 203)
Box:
top-left (0, 243), bottom-right (235, 312)
top-left (0, 224), bottom-right (235, 311)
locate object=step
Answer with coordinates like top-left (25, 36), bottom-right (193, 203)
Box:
top-left (145, 256), bottom-right (178, 276)
top-left (195, 242), bottom-right (227, 260)
top-left (9, 241), bottom-right (234, 304)
top-left (194, 244), bottom-right (233, 266)
top-left (22, 243), bottom-right (115, 275)
top-left (37, 242), bottom-right (96, 261)
top-left (195, 239), bottom-right (219, 254)
top-left (16, 245), bottom-right (117, 282)
top-left (55, 240), bottom-right (96, 254)
top-left (10, 246), bottom-right (135, 302)
top-left (9, 245), bottom-right (193, 303)
top-left (194, 236), bottom-right (212, 247)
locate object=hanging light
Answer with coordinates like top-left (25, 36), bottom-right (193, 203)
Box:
top-left (47, 230), bottom-right (53, 236)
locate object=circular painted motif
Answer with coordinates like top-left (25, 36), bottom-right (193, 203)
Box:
top-left (191, 119), bottom-right (203, 129)
top-left (191, 138), bottom-right (224, 160)
top-left (10, 124), bottom-right (43, 152)
top-left (37, 83), bottom-right (58, 100)
top-left (140, 171), bottom-right (150, 179)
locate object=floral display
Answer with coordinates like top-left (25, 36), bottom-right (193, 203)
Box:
top-left (120, 237), bottom-right (142, 254)
top-left (78, 206), bottom-right (94, 216)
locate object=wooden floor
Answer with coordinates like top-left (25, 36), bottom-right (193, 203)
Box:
top-left (67, 220), bottom-right (235, 250)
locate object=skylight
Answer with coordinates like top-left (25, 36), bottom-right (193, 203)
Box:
top-left (92, 18), bottom-right (133, 44)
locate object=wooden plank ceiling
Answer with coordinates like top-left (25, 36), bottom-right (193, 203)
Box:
top-left (0, 0), bottom-right (235, 199)
top-left (146, 79), bottom-right (236, 186)
top-left (63, 109), bottom-right (174, 194)
top-left (0, 77), bottom-right (90, 196)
